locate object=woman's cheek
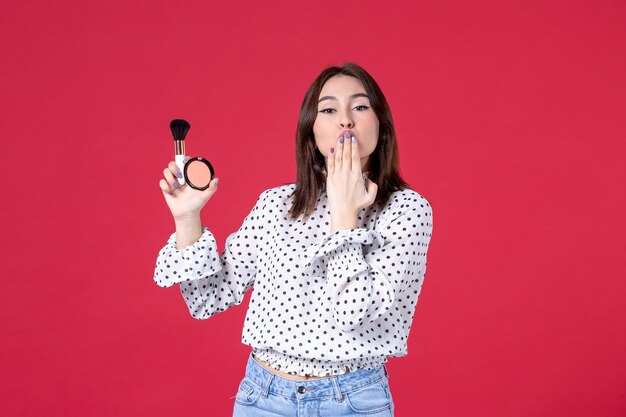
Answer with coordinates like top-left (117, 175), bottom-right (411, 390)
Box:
top-left (365, 136), bottom-right (378, 154)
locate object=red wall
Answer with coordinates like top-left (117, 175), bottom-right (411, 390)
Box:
top-left (2, 0), bottom-right (625, 416)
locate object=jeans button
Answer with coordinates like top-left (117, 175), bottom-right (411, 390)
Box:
top-left (297, 386), bottom-right (306, 394)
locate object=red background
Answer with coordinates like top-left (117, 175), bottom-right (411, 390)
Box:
top-left (2, 0), bottom-right (625, 416)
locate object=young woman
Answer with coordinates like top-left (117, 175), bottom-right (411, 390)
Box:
top-left (155, 63), bottom-right (433, 417)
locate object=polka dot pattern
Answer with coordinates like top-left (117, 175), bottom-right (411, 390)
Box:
top-left (154, 183), bottom-right (433, 377)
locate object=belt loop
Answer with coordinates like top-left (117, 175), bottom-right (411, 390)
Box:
top-left (262, 371), bottom-right (274, 398)
top-left (330, 376), bottom-right (343, 402)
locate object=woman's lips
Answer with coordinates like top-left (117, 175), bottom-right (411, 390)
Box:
top-left (341, 130), bottom-right (355, 138)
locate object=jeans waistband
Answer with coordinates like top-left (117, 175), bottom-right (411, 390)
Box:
top-left (243, 351), bottom-right (388, 401)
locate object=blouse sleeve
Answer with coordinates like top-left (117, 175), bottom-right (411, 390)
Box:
top-left (299, 198), bottom-right (433, 332)
top-left (153, 190), bottom-right (267, 319)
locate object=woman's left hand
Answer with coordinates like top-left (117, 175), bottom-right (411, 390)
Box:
top-left (325, 132), bottom-right (378, 232)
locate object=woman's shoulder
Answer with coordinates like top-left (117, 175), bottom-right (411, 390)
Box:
top-left (385, 186), bottom-right (432, 213)
top-left (372, 187), bottom-right (432, 228)
top-left (255, 183), bottom-right (297, 204)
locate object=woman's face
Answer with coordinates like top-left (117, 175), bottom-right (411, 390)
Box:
top-left (313, 75), bottom-right (379, 171)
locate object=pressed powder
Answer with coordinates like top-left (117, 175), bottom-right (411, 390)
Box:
top-left (184, 157), bottom-right (214, 191)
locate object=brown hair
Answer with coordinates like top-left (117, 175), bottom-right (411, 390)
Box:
top-left (287, 62), bottom-right (410, 221)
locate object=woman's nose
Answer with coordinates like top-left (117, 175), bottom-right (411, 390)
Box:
top-left (339, 115), bottom-right (354, 129)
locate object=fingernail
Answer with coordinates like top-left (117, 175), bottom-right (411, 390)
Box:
top-left (330, 147), bottom-right (334, 153)
top-left (167, 191), bottom-right (173, 196)
top-left (172, 182), bottom-right (180, 189)
top-left (351, 136), bottom-right (356, 143)
top-left (176, 171), bottom-right (183, 179)
top-left (339, 136), bottom-right (344, 144)
top-left (215, 178), bottom-right (219, 185)
top-left (344, 132), bottom-right (350, 139)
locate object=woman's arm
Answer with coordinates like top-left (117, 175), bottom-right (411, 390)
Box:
top-left (301, 195), bottom-right (433, 333)
top-left (173, 215), bottom-right (203, 249)
top-left (154, 190), bottom-right (268, 319)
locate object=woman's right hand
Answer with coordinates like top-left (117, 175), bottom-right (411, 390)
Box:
top-left (159, 159), bottom-right (219, 220)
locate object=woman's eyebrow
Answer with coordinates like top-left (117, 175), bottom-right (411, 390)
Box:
top-left (318, 93), bottom-right (370, 103)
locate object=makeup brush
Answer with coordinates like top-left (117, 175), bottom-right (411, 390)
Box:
top-left (170, 119), bottom-right (190, 185)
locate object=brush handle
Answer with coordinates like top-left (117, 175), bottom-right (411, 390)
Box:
top-left (175, 154), bottom-right (186, 185)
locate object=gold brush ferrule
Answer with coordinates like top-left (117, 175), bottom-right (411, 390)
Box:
top-left (174, 140), bottom-right (185, 155)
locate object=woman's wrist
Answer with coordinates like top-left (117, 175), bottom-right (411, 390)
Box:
top-left (174, 214), bottom-right (203, 249)
top-left (174, 211), bottom-right (201, 224)
top-left (330, 212), bottom-right (358, 233)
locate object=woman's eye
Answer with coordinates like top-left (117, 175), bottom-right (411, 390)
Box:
top-left (318, 106), bottom-right (368, 113)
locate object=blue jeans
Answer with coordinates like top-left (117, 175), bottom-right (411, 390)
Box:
top-left (233, 351), bottom-right (394, 416)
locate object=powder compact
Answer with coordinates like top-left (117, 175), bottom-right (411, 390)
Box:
top-left (184, 156), bottom-right (214, 191)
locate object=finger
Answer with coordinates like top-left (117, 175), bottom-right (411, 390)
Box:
top-left (350, 136), bottom-right (361, 173)
top-left (163, 168), bottom-right (182, 191)
top-left (342, 133), bottom-right (352, 170)
top-left (168, 160), bottom-right (184, 181)
top-left (201, 177), bottom-right (220, 199)
top-left (335, 134), bottom-right (344, 169)
top-left (159, 179), bottom-right (174, 196)
top-left (327, 146), bottom-right (335, 175)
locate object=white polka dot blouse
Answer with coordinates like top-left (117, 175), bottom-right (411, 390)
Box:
top-left (154, 182), bottom-right (433, 377)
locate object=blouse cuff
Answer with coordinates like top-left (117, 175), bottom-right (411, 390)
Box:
top-left (153, 226), bottom-right (222, 288)
top-left (299, 228), bottom-right (385, 274)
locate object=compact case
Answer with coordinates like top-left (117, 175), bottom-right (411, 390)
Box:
top-left (183, 157), bottom-right (214, 191)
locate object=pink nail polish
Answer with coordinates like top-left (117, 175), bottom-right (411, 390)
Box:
top-left (330, 147), bottom-right (334, 153)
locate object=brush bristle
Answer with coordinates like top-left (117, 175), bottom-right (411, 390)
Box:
top-left (170, 119), bottom-right (190, 141)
